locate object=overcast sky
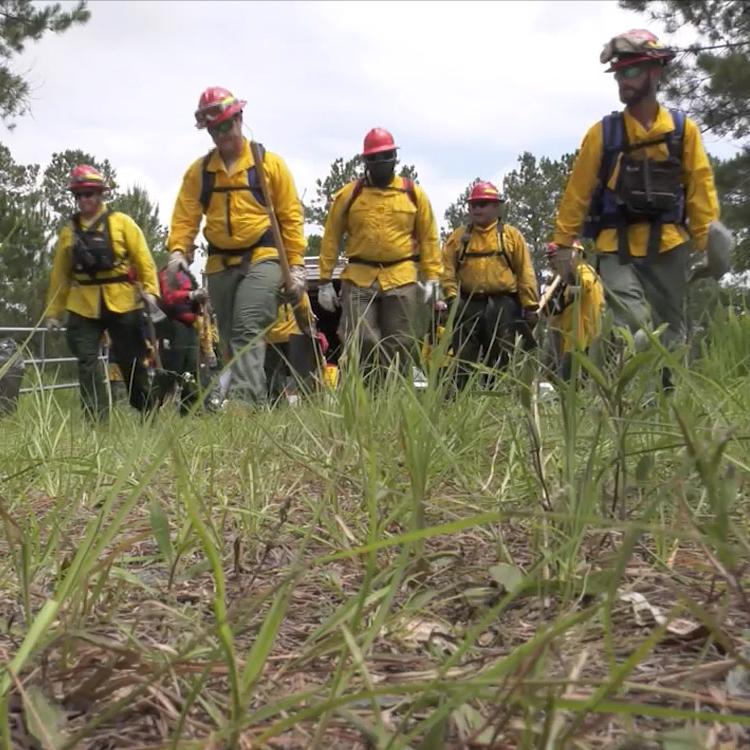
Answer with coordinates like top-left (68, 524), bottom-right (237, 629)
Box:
top-left (5, 0), bottom-right (742, 242)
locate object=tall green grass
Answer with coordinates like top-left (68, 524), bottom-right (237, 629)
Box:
top-left (0, 304), bottom-right (748, 748)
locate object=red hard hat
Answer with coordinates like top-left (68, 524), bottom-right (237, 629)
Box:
top-left (468, 181), bottom-right (504, 203)
top-left (194, 86), bottom-right (246, 129)
top-left (601, 29), bottom-right (675, 72)
top-left (67, 164), bottom-right (106, 192)
top-left (362, 127), bottom-right (398, 157)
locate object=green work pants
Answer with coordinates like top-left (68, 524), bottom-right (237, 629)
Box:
top-left (595, 244), bottom-right (689, 350)
top-left (159, 319), bottom-right (200, 414)
top-left (207, 260), bottom-right (281, 404)
top-left (66, 307), bottom-right (153, 419)
top-left (452, 292), bottom-right (519, 390)
top-left (338, 281), bottom-right (422, 377)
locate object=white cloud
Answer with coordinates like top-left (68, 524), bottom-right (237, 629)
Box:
top-left (4, 0), bottom-right (739, 249)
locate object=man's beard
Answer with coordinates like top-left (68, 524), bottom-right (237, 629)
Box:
top-left (620, 77), bottom-right (652, 106)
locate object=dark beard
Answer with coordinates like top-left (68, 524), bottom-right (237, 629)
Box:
top-left (621, 77), bottom-right (652, 106)
top-left (367, 163), bottom-right (396, 188)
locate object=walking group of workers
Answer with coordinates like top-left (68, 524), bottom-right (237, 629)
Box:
top-left (43, 28), bottom-right (732, 420)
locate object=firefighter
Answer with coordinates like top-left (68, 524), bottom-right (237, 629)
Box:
top-left (44, 165), bottom-right (160, 419)
top-left (552, 29), bottom-right (721, 390)
top-left (157, 244), bottom-right (208, 414)
top-left (317, 127), bottom-right (441, 379)
top-left (167, 87), bottom-right (306, 405)
top-left (441, 181), bottom-right (538, 389)
top-left (542, 241), bottom-right (605, 381)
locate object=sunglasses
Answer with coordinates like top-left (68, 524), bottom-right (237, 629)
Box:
top-left (74, 190), bottom-right (98, 199)
top-left (208, 117), bottom-right (237, 136)
top-left (469, 200), bottom-right (496, 209)
top-left (615, 64), bottom-right (647, 80)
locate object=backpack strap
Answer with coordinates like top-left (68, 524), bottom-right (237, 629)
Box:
top-left (599, 112), bottom-right (633, 265)
top-left (599, 111), bottom-right (624, 189)
top-left (666, 109), bottom-right (685, 161)
top-left (456, 222), bottom-right (514, 275)
top-left (344, 176), bottom-right (418, 216)
top-left (199, 144), bottom-right (267, 213)
top-left (401, 177), bottom-right (417, 207)
top-left (73, 208), bottom-right (112, 235)
top-left (245, 143), bottom-right (266, 207)
top-left (343, 178), bottom-right (366, 217)
top-left (199, 152), bottom-right (215, 213)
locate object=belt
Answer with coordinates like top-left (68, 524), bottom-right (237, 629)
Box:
top-left (74, 273), bottom-right (131, 286)
top-left (460, 290), bottom-right (515, 301)
top-left (207, 228), bottom-right (275, 259)
top-left (347, 253), bottom-right (419, 268)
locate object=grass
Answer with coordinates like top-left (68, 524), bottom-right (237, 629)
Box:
top-left (1, 305), bottom-right (750, 749)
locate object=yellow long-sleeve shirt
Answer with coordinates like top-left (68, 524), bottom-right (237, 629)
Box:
top-left (45, 206), bottom-right (158, 320)
top-left (548, 263), bottom-right (604, 354)
top-left (319, 176), bottom-right (442, 290)
top-left (168, 139), bottom-right (306, 274)
top-left (553, 106), bottom-right (719, 255)
top-left (441, 221), bottom-right (538, 309)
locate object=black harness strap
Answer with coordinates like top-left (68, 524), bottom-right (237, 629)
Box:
top-left (347, 253), bottom-right (420, 268)
top-left (199, 145), bottom-right (267, 241)
top-left (457, 222), bottom-right (512, 270)
top-left (206, 228), bottom-right (276, 269)
top-left (74, 273), bottom-right (131, 286)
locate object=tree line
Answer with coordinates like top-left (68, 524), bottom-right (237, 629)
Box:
top-left (0, 0), bottom-right (747, 328)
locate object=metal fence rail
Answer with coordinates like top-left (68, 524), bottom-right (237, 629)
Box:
top-left (0, 326), bottom-right (108, 394)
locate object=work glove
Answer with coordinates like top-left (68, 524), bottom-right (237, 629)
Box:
top-left (317, 282), bottom-right (340, 313)
top-left (284, 265), bottom-right (307, 304)
top-left (166, 250), bottom-right (189, 288)
top-left (189, 288), bottom-right (208, 304)
top-left (45, 317), bottom-right (62, 332)
top-left (419, 279), bottom-right (441, 306)
top-left (142, 292), bottom-right (166, 323)
top-left (546, 244), bottom-right (576, 282)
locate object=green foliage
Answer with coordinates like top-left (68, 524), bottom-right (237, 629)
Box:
top-left (42, 149), bottom-right (118, 225)
top-left (110, 184), bottom-right (168, 265)
top-left (306, 233), bottom-right (321, 257)
top-left (712, 150), bottom-right (750, 271)
top-left (2, 310), bottom-right (750, 744)
top-left (0, 144), bottom-right (53, 324)
top-left (0, 0), bottom-right (90, 127)
top-left (619, 0), bottom-right (750, 141)
top-left (502, 151), bottom-right (577, 267)
top-left (441, 177), bottom-right (481, 241)
top-left (304, 155), bottom-right (419, 229)
top-left (441, 152), bottom-right (575, 266)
